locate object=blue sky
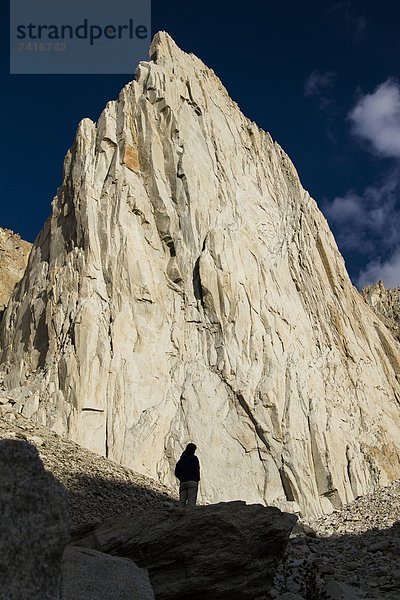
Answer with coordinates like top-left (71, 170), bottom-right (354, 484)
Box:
top-left (1, 0), bottom-right (400, 288)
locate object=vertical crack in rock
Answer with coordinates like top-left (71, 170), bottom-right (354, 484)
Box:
top-left (192, 257), bottom-right (205, 308)
top-left (236, 392), bottom-right (272, 453)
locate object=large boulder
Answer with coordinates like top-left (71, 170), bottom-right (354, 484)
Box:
top-left (61, 546), bottom-right (155, 600)
top-left (0, 439), bottom-right (69, 599)
top-left (72, 501), bottom-right (297, 599)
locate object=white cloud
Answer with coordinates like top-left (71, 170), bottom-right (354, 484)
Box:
top-left (324, 174), bottom-right (400, 254)
top-left (328, 80), bottom-right (400, 288)
top-left (349, 80), bottom-right (400, 158)
top-left (358, 248), bottom-right (400, 288)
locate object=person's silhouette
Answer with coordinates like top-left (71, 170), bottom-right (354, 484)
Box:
top-left (174, 443), bottom-right (200, 507)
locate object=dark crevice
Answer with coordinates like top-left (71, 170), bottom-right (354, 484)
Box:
top-left (66, 320), bottom-right (76, 351)
top-left (162, 236), bottom-right (176, 258)
top-left (33, 309), bottom-right (49, 370)
top-left (105, 409), bottom-right (109, 459)
top-left (108, 317), bottom-right (114, 357)
top-left (192, 257), bottom-right (204, 307)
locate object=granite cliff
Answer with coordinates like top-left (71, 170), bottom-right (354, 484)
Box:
top-left (1, 32), bottom-right (400, 517)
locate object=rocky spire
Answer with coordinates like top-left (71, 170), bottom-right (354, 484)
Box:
top-left (1, 32), bottom-right (400, 517)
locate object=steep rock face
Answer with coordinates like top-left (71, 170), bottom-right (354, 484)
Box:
top-left (0, 228), bottom-right (31, 312)
top-left (362, 281), bottom-right (400, 343)
top-left (1, 32), bottom-right (400, 517)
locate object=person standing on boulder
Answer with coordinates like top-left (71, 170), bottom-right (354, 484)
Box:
top-left (175, 443), bottom-right (200, 507)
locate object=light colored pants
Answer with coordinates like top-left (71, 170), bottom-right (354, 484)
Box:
top-left (179, 480), bottom-right (198, 507)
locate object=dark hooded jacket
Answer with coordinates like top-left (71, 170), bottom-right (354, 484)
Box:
top-left (174, 452), bottom-right (200, 483)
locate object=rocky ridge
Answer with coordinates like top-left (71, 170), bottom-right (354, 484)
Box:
top-left (0, 228), bottom-right (31, 312)
top-left (362, 281), bottom-right (400, 343)
top-left (1, 32), bottom-right (400, 518)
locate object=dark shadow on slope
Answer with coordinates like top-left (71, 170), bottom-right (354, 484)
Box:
top-left (65, 472), bottom-right (178, 530)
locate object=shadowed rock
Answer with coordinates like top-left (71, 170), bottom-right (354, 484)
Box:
top-left (0, 439), bottom-right (69, 599)
top-left (61, 546), bottom-right (155, 600)
top-left (72, 501), bottom-right (297, 600)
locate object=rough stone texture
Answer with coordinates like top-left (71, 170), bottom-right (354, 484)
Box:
top-left (61, 546), bottom-right (155, 600)
top-left (0, 227), bottom-right (31, 312)
top-left (362, 280), bottom-right (400, 342)
top-left (1, 32), bottom-right (400, 517)
top-left (0, 439), bottom-right (69, 599)
top-left (269, 480), bottom-right (400, 599)
top-left (72, 501), bottom-right (297, 600)
top-left (0, 413), bottom-right (177, 527)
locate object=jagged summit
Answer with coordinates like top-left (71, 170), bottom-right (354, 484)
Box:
top-left (1, 33), bottom-right (400, 518)
top-left (149, 31), bottom-right (183, 62)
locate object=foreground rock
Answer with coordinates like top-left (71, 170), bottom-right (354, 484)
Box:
top-left (0, 227), bottom-right (31, 313)
top-left (72, 502), bottom-right (297, 600)
top-left (2, 32), bottom-right (400, 517)
top-left (61, 546), bottom-right (155, 600)
top-left (0, 439), bottom-right (69, 599)
top-left (362, 280), bottom-right (400, 342)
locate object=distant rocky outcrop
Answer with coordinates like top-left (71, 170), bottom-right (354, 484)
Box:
top-left (0, 439), bottom-right (69, 599)
top-left (72, 502), bottom-right (297, 600)
top-left (0, 228), bottom-right (31, 313)
top-left (1, 32), bottom-right (400, 518)
top-left (362, 281), bottom-right (400, 343)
